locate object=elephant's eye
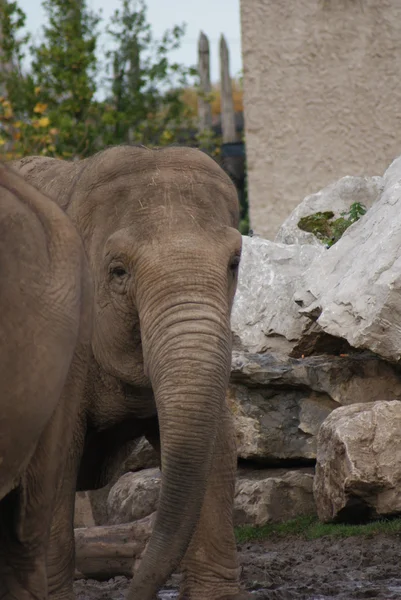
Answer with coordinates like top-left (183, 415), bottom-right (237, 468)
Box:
top-left (111, 266), bottom-right (128, 278)
top-left (230, 255), bottom-right (241, 273)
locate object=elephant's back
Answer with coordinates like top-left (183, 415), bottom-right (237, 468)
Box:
top-left (10, 155), bottom-right (81, 211)
top-left (0, 163), bottom-right (86, 501)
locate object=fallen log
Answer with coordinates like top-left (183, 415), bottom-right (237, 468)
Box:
top-left (74, 513), bottom-right (154, 580)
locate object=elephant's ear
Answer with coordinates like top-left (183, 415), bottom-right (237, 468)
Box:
top-left (77, 420), bottom-right (140, 491)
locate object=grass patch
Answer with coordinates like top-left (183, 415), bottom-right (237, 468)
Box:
top-left (235, 515), bottom-right (401, 544)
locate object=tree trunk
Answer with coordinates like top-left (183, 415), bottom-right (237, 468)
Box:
top-left (74, 514), bottom-right (155, 581)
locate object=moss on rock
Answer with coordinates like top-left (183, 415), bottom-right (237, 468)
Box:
top-left (297, 203), bottom-right (367, 247)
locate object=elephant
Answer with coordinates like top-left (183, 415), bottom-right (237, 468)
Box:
top-left (12, 145), bottom-right (251, 600)
top-left (0, 162), bottom-right (92, 598)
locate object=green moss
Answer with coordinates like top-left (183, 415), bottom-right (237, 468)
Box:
top-left (298, 211), bottom-right (335, 238)
top-left (297, 202), bottom-right (367, 247)
top-left (235, 515), bottom-right (401, 544)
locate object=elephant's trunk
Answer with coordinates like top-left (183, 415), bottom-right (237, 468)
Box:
top-left (127, 275), bottom-right (232, 599)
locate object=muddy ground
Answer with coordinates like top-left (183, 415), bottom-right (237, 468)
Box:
top-left (74, 532), bottom-right (401, 599)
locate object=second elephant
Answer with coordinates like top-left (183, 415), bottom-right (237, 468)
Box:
top-left (0, 162), bottom-right (92, 598)
top-left (13, 145), bottom-right (249, 600)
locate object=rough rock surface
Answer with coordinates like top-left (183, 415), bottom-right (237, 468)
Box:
top-left (86, 437), bottom-right (159, 526)
top-left (228, 384), bottom-right (335, 463)
top-left (107, 468), bottom-right (161, 525)
top-left (297, 155), bottom-right (401, 362)
top-left (229, 351), bottom-right (401, 462)
top-left (314, 400), bottom-right (401, 523)
top-left (234, 468), bottom-right (315, 526)
top-left (105, 466), bottom-right (316, 529)
top-left (275, 175), bottom-right (383, 247)
top-left (231, 235), bottom-right (324, 354)
top-left (123, 437), bottom-right (160, 472)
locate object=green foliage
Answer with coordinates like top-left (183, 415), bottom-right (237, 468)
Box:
top-left (235, 515), bottom-right (401, 544)
top-left (239, 214), bottom-right (249, 235)
top-left (29, 0), bottom-right (101, 157)
top-left (235, 516), bottom-right (316, 543)
top-left (0, 0), bottom-right (201, 158)
top-left (297, 202), bottom-right (368, 247)
top-left (103, 0), bottom-right (197, 146)
top-left (343, 201), bottom-right (367, 223)
top-left (0, 0), bottom-right (242, 219)
top-left (0, 0), bottom-right (35, 114)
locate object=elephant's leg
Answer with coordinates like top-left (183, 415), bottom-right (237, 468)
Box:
top-left (0, 414), bottom-right (61, 600)
top-left (178, 404), bottom-right (247, 600)
top-left (46, 358), bottom-right (88, 600)
top-left (0, 498), bottom-right (47, 600)
top-left (46, 451), bottom-right (80, 600)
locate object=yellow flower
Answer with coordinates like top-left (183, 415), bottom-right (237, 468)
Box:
top-left (38, 117), bottom-right (50, 128)
top-left (0, 138), bottom-right (5, 146)
top-left (160, 130), bottom-right (173, 144)
top-left (34, 86), bottom-right (41, 96)
top-left (34, 102), bottom-right (48, 114)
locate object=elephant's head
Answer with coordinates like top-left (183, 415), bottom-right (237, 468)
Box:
top-left (70, 145), bottom-right (241, 597)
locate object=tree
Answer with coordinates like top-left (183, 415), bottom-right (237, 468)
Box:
top-left (0, 0), bottom-right (202, 158)
top-left (30, 0), bottom-right (101, 157)
top-left (0, 0), bottom-right (55, 157)
top-left (0, 0), bottom-right (35, 114)
top-left (102, 0), bottom-right (197, 146)
top-left (180, 81), bottom-right (243, 118)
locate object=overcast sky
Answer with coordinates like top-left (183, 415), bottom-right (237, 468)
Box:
top-left (18, 0), bottom-right (242, 83)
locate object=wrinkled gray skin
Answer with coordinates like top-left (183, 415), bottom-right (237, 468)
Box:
top-left (0, 162), bottom-right (92, 599)
top-left (12, 145), bottom-right (251, 600)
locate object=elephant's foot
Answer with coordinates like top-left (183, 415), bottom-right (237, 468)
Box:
top-left (178, 579), bottom-right (243, 600)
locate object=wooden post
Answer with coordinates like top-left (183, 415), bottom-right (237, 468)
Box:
top-left (219, 34), bottom-right (236, 144)
top-left (197, 31), bottom-right (213, 133)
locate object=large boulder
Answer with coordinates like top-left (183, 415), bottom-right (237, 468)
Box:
top-left (296, 155), bottom-right (401, 363)
top-left (314, 400), bottom-right (401, 523)
top-left (105, 467), bottom-right (315, 530)
top-left (229, 351), bottom-right (401, 462)
top-left (234, 468), bottom-right (315, 526)
top-left (232, 236), bottom-right (324, 354)
top-left (275, 176), bottom-right (383, 247)
top-left (107, 468), bottom-right (161, 525)
top-left (85, 437), bottom-right (159, 526)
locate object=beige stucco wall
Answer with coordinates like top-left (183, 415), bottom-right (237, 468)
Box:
top-left (240, 0), bottom-right (401, 239)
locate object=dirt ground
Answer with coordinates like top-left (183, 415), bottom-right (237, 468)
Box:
top-left (74, 533), bottom-right (401, 599)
